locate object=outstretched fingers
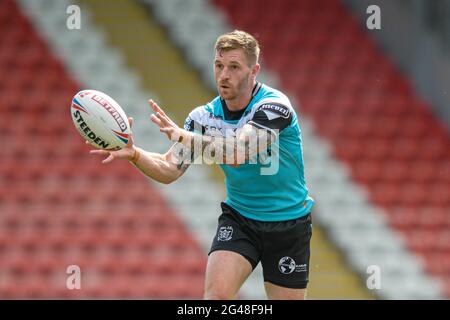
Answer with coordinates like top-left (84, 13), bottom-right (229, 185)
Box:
top-left (156, 111), bottom-right (170, 125)
top-left (150, 113), bottom-right (162, 127)
top-left (149, 99), bottom-right (166, 116)
top-left (151, 112), bottom-right (170, 129)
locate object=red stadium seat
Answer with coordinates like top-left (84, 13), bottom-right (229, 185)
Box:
top-left (352, 161), bottom-right (383, 185)
top-left (404, 229), bottom-right (439, 252)
top-left (389, 207), bottom-right (419, 230)
top-left (389, 139), bottom-right (419, 161)
top-left (379, 161), bottom-right (409, 184)
top-left (369, 183), bottom-right (401, 208)
top-left (424, 253), bottom-right (450, 275)
top-left (398, 183), bottom-right (428, 208)
top-left (362, 139), bottom-right (391, 162)
top-left (415, 207), bottom-right (446, 231)
top-left (427, 184), bottom-right (450, 207)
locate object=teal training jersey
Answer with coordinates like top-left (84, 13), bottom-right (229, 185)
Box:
top-left (184, 82), bottom-right (314, 221)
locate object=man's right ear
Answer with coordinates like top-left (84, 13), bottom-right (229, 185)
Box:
top-left (252, 63), bottom-right (260, 78)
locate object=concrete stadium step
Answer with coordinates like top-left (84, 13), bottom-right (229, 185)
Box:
top-left (308, 225), bottom-right (374, 299)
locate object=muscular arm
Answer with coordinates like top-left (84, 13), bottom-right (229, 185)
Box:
top-left (179, 124), bottom-right (275, 166)
top-left (130, 143), bottom-right (192, 184)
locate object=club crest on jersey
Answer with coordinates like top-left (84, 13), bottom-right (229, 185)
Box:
top-left (217, 226), bottom-right (233, 241)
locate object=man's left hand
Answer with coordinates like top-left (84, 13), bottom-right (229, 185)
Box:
top-left (149, 99), bottom-right (185, 142)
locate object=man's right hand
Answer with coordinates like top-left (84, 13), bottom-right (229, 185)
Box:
top-left (89, 117), bottom-right (138, 164)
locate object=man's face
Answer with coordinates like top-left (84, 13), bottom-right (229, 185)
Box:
top-left (214, 49), bottom-right (257, 101)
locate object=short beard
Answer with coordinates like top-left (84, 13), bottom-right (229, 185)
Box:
top-left (221, 74), bottom-right (251, 101)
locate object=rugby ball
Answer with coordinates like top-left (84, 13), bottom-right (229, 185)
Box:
top-left (70, 90), bottom-right (131, 150)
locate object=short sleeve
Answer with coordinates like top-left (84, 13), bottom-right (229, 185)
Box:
top-left (247, 102), bottom-right (293, 134)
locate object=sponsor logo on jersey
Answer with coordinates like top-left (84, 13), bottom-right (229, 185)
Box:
top-left (258, 103), bottom-right (291, 119)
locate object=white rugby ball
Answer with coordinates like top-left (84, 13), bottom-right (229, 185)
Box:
top-left (71, 90), bottom-right (131, 150)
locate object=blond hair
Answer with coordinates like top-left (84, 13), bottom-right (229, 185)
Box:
top-left (215, 30), bottom-right (260, 66)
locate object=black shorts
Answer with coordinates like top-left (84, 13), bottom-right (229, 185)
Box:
top-left (209, 202), bottom-right (313, 289)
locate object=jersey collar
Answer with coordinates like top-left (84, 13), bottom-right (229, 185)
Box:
top-left (220, 82), bottom-right (263, 121)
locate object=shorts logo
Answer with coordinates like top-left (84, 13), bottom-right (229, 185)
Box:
top-left (278, 257), bottom-right (308, 274)
top-left (279, 256), bottom-right (296, 274)
top-left (217, 226), bottom-right (233, 241)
